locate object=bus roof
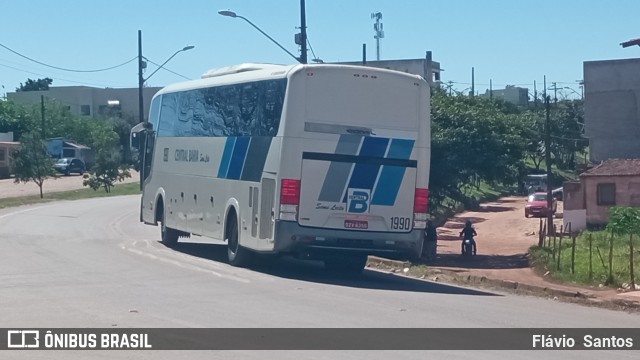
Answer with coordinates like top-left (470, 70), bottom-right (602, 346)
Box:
top-left (156, 63), bottom-right (425, 97)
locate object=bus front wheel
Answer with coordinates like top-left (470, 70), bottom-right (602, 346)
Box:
top-left (226, 213), bottom-right (251, 267)
top-left (160, 205), bottom-right (179, 247)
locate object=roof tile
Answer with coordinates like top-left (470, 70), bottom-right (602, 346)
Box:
top-left (581, 159), bottom-right (640, 177)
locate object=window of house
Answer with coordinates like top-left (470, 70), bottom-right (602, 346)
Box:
top-left (597, 183), bottom-right (616, 206)
top-left (0, 149), bottom-right (5, 162)
top-left (80, 105), bottom-right (91, 116)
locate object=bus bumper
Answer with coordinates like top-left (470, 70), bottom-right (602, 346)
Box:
top-left (273, 220), bottom-right (422, 260)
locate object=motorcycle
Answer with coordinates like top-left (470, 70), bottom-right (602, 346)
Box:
top-left (462, 238), bottom-right (476, 257)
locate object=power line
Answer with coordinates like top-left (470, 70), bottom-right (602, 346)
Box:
top-left (0, 62), bottom-right (130, 88)
top-left (0, 42), bottom-right (137, 73)
top-left (306, 37), bottom-right (321, 62)
top-left (144, 57), bottom-right (190, 80)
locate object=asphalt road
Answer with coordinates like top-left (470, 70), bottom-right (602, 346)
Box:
top-left (1, 196), bottom-right (639, 360)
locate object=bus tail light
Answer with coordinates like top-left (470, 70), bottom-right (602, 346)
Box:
top-left (280, 179), bottom-right (300, 221)
top-left (413, 188), bottom-right (429, 229)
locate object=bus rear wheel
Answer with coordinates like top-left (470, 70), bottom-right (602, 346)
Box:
top-left (226, 213), bottom-right (251, 267)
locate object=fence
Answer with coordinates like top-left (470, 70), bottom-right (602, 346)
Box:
top-left (537, 220), bottom-right (638, 288)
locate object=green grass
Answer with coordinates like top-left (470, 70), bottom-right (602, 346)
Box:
top-left (0, 182), bottom-right (141, 210)
top-left (530, 231), bottom-right (640, 287)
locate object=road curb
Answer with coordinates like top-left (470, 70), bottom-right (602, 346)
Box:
top-left (366, 256), bottom-right (640, 311)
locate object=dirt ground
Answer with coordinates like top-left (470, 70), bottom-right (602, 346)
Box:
top-left (0, 171), bottom-right (140, 199)
top-left (430, 196), bottom-right (639, 301)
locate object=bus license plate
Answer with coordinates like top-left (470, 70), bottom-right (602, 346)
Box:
top-left (344, 220), bottom-right (368, 229)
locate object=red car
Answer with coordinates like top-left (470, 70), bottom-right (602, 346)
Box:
top-left (525, 192), bottom-right (557, 218)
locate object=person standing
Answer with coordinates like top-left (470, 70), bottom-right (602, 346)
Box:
top-left (423, 220), bottom-right (438, 261)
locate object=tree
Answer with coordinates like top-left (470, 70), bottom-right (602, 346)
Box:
top-left (549, 100), bottom-right (587, 170)
top-left (606, 207), bottom-right (640, 289)
top-left (82, 125), bottom-right (131, 192)
top-left (11, 132), bottom-right (57, 198)
top-left (16, 78), bottom-right (53, 92)
top-left (0, 101), bottom-right (33, 140)
top-left (82, 155), bottom-right (131, 193)
top-left (429, 90), bottom-right (527, 207)
top-left (520, 111), bottom-right (545, 171)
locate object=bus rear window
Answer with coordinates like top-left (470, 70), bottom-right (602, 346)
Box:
top-left (305, 71), bottom-right (420, 130)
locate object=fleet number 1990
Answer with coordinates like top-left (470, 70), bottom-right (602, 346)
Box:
top-left (390, 217), bottom-right (411, 230)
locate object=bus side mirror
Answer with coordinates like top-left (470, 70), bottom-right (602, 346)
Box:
top-left (130, 122), bottom-right (153, 150)
top-left (130, 132), bottom-right (141, 149)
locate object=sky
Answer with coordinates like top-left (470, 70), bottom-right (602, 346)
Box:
top-left (1, 0), bottom-right (640, 98)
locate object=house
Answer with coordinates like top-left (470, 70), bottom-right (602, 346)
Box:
top-left (47, 138), bottom-right (95, 168)
top-left (563, 159), bottom-right (640, 230)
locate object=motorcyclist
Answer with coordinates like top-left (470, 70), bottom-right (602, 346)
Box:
top-left (459, 220), bottom-right (477, 255)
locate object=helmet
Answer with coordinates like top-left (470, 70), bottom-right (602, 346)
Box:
top-left (465, 220), bottom-right (472, 226)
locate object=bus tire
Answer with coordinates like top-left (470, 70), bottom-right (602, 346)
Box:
top-left (226, 212), bottom-right (251, 267)
top-left (159, 202), bottom-right (179, 247)
top-left (324, 254), bottom-right (368, 274)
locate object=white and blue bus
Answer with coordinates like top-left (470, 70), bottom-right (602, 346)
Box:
top-left (132, 63), bottom-right (430, 272)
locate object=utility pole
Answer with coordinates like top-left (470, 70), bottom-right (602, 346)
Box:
top-left (447, 81), bottom-right (453, 96)
top-left (138, 30), bottom-right (145, 124)
top-left (490, 79), bottom-right (493, 98)
top-left (40, 95), bottom-right (45, 139)
top-left (362, 43), bottom-right (366, 65)
top-left (533, 80), bottom-right (537, 109)
top-left (578, 80), bottom-right (584, 100)
top-left (299, 0), bottom-right (307, 64)
top-left (471, 67), bottom-right (475, 97)
top-left (551, 82), bottom-right (558, 104)
top-left (545, 94), bottom-right (553, 236)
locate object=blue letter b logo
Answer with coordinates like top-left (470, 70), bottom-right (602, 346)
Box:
top-left (348, 189), bottom-right (370, 213)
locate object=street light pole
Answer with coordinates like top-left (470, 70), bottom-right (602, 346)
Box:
top-left (138, 30), bottom-right (144, 124)
top-left (144, 46), bottom-right (195, 81)
top-left (300, 0), bottom-right (307, 64)
top-left (218, 10), bottom-right (301, 63)
top-left (137, 30), bottom-right (194, 124)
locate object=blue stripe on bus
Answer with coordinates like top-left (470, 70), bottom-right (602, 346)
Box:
top-left (372, 139), bottom-right (415, 206)
top-left (318, 135), bottom-right (362, 202)
top-left (342, 137), bottom-right (390, 202)
top-left (240, 137), bottom-right (272, 182)
top-left (227, 137), bottom-right (251, 180)
top-left (217, 137), bottom-right (236, 178)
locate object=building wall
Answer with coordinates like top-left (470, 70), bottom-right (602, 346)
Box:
top-left (480, 86), bottom-right (529, 106)
top-left (563, 181), bottom-right (586, 231)
top-left (0, 132), bottom-right (14, 142)
top-left (8, 86), bottom-right (162, 121)
top-left (584, 58), bottom-right (640, 162)
top-left (583, 175), bottom-right (640, 225)
top-left (563, 181), bottom-right (584, 210)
